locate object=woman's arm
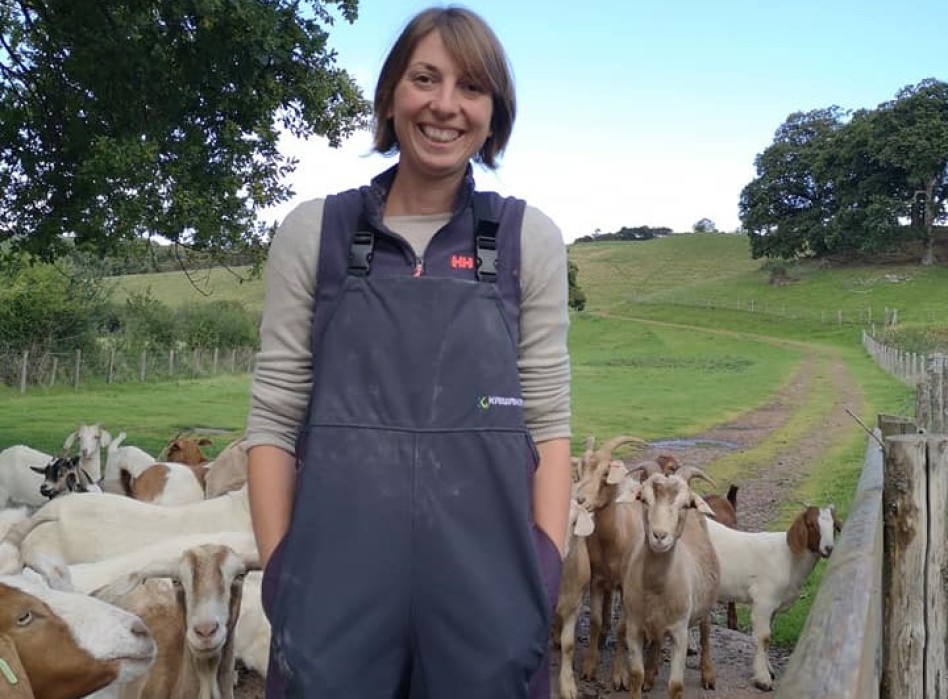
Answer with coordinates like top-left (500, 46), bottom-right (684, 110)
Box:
top-left (247, 445), bottom-right (296, 566)
top-left (533, 437), bottom-right (572, 556)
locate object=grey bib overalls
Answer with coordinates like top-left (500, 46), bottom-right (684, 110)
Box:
top-left (261, 167), bottom-right (562, 698)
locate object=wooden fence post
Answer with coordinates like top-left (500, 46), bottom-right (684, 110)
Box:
top-left (882, 434), bottom-right (928, 699)
top-left (73, 349), bottom-right (81, 389)
top-left (107, 348), bottom-right (115, 384)
top-left (49, 356), bottom-right (58, 388)
top-left (926, 436), bottom-right (948, 696)
top-left (140, 351), bottom-right (147, 382)
top-left (775, 432), bottom-right (885, 698)
top-left (169, 349), bottom-right (175, 377)
top-left (212, 347), bottom-right (219, 375)
top-left (19, 350), bottom-right (28, 394)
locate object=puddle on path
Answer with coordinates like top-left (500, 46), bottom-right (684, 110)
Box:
top-left (649, 438), bottom-right (739, 450)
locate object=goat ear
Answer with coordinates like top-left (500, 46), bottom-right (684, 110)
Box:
top-left (615, 483), bottom-right (641, 504)
top-left (574, 507), bottom-right (595, 537)
top-left (99, 429), bottom-right (112, 447)
top-left (691, 493), bottom-right (715, 516)
top-left (62, 431), bottom-right (77, 451)
top-left (786, 512), bottom-right (809, 554)
top-left (29, 465), bottom-right (45, 474)
top-left (606, 461), bottom-right (627, 485)
top-left (199, 438), bottom-right (213, 446)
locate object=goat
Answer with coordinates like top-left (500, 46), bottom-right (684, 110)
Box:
top-left (160, 437), bottom-right (213, 466)
top-left (30, 456), bottom-right (102, 500)
top-left (203, 439), bottom-right (248, 499)
top-left (120, 462), bottom-right (205, 506)
top-left (62, 424), bottom-right (112, 484)
top-left (572, 435), bottom-right (649, 689)
top-left (0, 488), bottom-right (252, 569)
top-left (93, 543), bottom-right (259, 699)
top-left (617, 466), bottom-right (720, 699)
top-left (553, 498), bottom-right (595, 699)
top-left (0, 446), bottom-right (52, 508)
top-left (701, 484), bottom-right (740, 630)
top-left (0, 572), bottom-right (156, 699)
top-left (62, 531), bottom-right (268, 679)
top-left (102, 434), bottom-right (155, 495)
top-left (706, 505), bottom-right (842, 690)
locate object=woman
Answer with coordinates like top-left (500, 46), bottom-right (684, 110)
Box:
top-left (245, 7), bottom-right (571, 697)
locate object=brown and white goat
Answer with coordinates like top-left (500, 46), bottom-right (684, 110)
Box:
top-left (0, 572), bottom-right (155, 699)
top-left (572, 435), bottom-right (648, 689)
top-left (119, 462), bottom-right (205, 506)
top-left (617, 466), bottom-right (720, 699)
top-left (706, 504), bottom-right (842, 690)
top-left (94, 543), bottom-right (259, 699)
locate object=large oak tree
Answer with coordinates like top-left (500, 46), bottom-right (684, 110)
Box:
top-left (0, 0), bottom-right (370, 262)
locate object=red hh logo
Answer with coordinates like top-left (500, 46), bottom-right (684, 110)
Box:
top-left (451, 254), bottom-right (475, 270)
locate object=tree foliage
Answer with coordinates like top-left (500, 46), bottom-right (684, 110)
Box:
top-left (574, 225), bottom-right (673, 243)
top-left (692, 218), bottom-right (716, 233)
top-left (567, 256), bottom-right (585, 312)
top-left (0, 0), bottom-right (370, 262)
top-left (740, 79), bottom-right (948, 264)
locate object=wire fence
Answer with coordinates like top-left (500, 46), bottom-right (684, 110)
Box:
top-left (1, 346), bottom-right (257, 393)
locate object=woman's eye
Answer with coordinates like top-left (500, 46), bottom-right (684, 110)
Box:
top-left (411, 73), bottom-right (434, 86)
top-left (461, 80), bottom-right (485, 94)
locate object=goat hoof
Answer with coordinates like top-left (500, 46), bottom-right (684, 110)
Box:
top-left (753, 679), bottom-right (774, 691)
top-left (701, 676), bottom-right (716, 689)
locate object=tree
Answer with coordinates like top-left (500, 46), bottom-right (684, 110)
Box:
top-left (869, 79), bottom-right (948, 265)
top-left (739, 107), bottom-right (847, 259)
top-left (692, 218), bottom-right (716, 233)
top-left (567, 257), bottom-right (586, 311)
top-left (0, 0), bottom-right (370, 262)
top-left (740, 80), bottom-right (948, 263)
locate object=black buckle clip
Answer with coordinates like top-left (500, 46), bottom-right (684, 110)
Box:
top-left (348, 230), bottom-right (375, 277)
top-left (476, 233), bottom-right (498, 283)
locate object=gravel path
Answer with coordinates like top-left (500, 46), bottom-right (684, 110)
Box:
top-left (235, 346), bottom-right (864, 698)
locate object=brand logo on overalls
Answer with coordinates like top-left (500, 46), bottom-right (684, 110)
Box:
top-left (478, 395), bottom-right (524, 410)
top-left (451, 254), bottom-right (475, 270)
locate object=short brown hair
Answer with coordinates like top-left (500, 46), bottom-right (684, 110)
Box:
top-left (373, 6), bottom-right (516, 169)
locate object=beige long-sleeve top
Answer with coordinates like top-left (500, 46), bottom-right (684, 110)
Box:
top-left (245, 197), bottom-right (571, 456)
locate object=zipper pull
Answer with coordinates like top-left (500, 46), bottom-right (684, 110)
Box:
top-left (412, 258), bottom-right (424, 277)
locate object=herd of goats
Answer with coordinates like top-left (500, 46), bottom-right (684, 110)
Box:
top-left (0, 427), bottom-right (842, 698)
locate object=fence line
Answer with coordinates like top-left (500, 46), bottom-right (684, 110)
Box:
top-left (628, 293), bottom-right (927, 327)
top-left (1, 346), bottom-right (257, 393)
top-left (862, 330), bottom-right (936, 386)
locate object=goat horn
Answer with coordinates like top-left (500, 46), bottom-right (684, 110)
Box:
top-left (582, 436), bottom-right (596, 459)
top-left (596, 435), bottom-right (649, 461)
top-left (676, 466), bottom-right (717, 488)
top-left (628, 460), bottom-right (663, 479)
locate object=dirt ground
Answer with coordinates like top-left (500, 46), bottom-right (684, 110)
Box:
top-left (235, 348), bottom-right (863, 698)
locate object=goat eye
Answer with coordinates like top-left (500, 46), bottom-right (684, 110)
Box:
top-left (16, 611), bottom-right (33, 626)
top-left (171, 579), bottom-right (183, 590)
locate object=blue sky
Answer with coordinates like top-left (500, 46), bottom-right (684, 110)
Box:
top-left (266, 0), bottom-right (946, 242)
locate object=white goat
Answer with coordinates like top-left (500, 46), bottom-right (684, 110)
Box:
top-left (706, 504), bottom-right (841, 690)
top-left (554, 498), bottom-right (596, 699)
top-left (0, 445), bottom-right (51, 507)
top-left (63, 423), bottom-right (112, 483)
top-left (2, 487), bottom-right (252, 568)
top-left (0, 572), bottom-right (156, 698)
top-left (93, 543), bottom-right (258, 699)
top-left (617, 468), bottom-right (720, 698)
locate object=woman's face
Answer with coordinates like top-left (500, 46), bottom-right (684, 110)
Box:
top-left (389, 30), bottom-right (493, 183)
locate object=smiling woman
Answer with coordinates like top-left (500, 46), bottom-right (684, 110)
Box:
top-left (244, 6), bottom-right (572, 698)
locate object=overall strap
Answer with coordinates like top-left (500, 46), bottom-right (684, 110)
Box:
top-left (472, 192), bottom-right (499, 284)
